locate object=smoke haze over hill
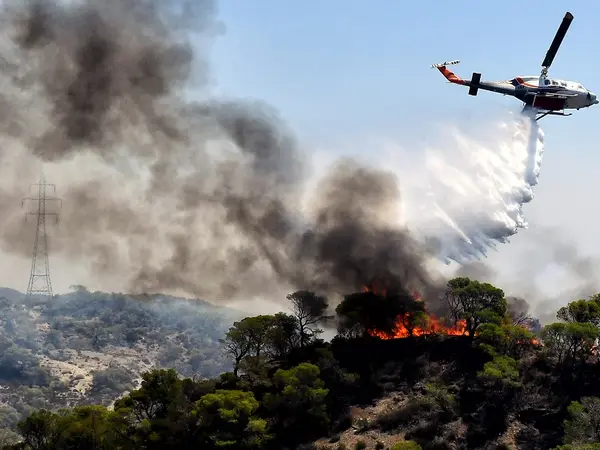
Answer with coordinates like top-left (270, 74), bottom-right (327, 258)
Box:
top-left (0, 0), bottom-right (586, 319)
top-left (0, 0), bottom-right (437, 306)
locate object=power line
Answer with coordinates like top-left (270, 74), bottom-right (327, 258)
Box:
top-left (22, 175), bottom-right (62, 301)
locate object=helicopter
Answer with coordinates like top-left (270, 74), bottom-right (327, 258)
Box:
top-left (431, 12), bottom-right (598, 121)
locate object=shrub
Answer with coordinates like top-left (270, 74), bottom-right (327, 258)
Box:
top-left (391, 441), bottom-right (423, 450)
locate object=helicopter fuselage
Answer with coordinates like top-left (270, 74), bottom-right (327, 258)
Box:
top-left (466, 75), bottom-right (598, 110)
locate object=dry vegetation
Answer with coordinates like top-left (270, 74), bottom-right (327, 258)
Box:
top-left (0, 286), bottom-right (240, 433)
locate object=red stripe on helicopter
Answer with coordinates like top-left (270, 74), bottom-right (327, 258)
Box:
top-left (437, 66), bottom-right (466, 84)
top-left (514, 77), bottom-right (538, 88)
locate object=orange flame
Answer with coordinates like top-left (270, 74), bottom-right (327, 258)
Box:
top-left (369, 313), bottom-right (468, 339)
top-left (363, 285), bottom-right (542, 345)
top-left (363, 285), bottom-right (468, 339)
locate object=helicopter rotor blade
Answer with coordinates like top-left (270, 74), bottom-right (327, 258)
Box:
top-left (541, 12), bottom-right (574, 71)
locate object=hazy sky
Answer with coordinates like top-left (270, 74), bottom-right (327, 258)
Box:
top-left (204, 1), bottom-right (600, 317)
top-left (6, 1), bottom-right (600, 318)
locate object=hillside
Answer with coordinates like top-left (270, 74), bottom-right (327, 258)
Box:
top-left (0, 287), bottom-right (242, 436)
top-left (5, 278), bottom-right (600, 450)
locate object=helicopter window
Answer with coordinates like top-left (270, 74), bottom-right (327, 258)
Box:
top-left (545, 79), bottom-right (551, 85)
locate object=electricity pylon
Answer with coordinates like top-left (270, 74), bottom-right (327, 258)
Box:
top-left (22, 176), bottom-right (61, 301)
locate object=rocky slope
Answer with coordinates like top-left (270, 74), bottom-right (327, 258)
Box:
top-left (0, 286), bottom-right (242, 431)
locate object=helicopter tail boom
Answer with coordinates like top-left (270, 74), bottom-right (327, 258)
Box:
top-left (432, 60), bottom-right (465, 85)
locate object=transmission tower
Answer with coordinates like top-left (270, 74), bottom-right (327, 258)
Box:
top-left (22, 176), bottom-right (61, 301)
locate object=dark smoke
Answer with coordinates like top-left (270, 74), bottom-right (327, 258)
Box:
top-left (295, 159), bottom-right (436, 297)
top-left (8, 0), bottom-right (197, 159)
top-left (0, 0), bottom-right (439, 306)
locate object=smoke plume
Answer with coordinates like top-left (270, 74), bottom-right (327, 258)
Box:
top-left (445, 226), bottom-right (600, 324)
top-left (0, 0), bottom-right (440, 305)
top-left (503, 227), bottom-right (600, 324)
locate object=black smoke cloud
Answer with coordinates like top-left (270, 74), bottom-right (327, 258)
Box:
top-left (0, 0), bottom-right (439, 305)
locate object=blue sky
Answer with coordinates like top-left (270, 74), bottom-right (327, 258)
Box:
top-left (206, 0), bottom-right (600, 237)
top-left (204, 1), bottom-right (600, 315)
top-left (209, 1), bottom-right (600, 151)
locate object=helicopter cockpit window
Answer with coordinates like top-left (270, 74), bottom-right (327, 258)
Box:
top-left (545, 79), bottom-right (551, 85)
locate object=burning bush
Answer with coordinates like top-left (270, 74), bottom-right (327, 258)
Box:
top-left (335, 278), bottom-right (483, 340)
top-left (335, 277), bottom-right (542, 343)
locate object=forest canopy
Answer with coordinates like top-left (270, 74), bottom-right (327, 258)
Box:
top-left (3, 277), bottom-right (600, 450)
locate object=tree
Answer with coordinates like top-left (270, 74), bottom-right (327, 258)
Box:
top-left (219, 316), bottom-right (274, 377)
top-left (336, 290), bottom-right (418, 338)
top-left (476, 323), bottom-right (538, 358)
top-left (392, 441), bottom-right (423, 450)
top-left (476, 356), bottom-right (521, 389)
top-left (541, 322), bottom-right (599, 365)
top-left (16, 409), bottom-right (62, 450)
top-left (264, 362), bottom-right (329, 444)
top-left (557, 298), bottom-right (600, 326)
top-left (266, 313), bottom-right (300, 360)
top-left (16, 405), bottom-right (128, 450)
top-left (393, 296), bottom-right (428, 337)
top-left (562, 397), bottom-right (600, 445)
top-left (114, 368), bottom-right (183, 423)
top-left (552, 444), bottom-right (600, 450)
top-left (91, 367), bottom-right (134, 395)
top-left (287, 291), bottom-right (331, 347)
top-left (443, 277), bottom-right (507, 338)
top-left (194, 389), bottom-right (270, 449)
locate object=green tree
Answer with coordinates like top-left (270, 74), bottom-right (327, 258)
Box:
top-left (561, 397), bottom-right (600, 445)
top-left (194, 389), bottom-right (270, 449)
top-left (264, 362), bottom-right (330, 443)
top-left (16, 409), bottom-right (62, 450)
top-left (443, 277), bottom-right (507, 338)
top-left (219, 316), bottom-right (274, 377)
top-left (541, 322), bottom-right (599, 364)
top-left (16, 405), bottom-right (128, 450)
top-left (391, 441), bottom-right (423, 450)
top-left (553, 444), bottom-right (600, 450)
top-left (114, 368), bottom-right (183, 423)
top-left (557, 298), bottom-right (600, 326)
top-left (476, 323), bottom-right (538, 358)
top-left (476, 355), bottom-right (521, 389)
top-left (266, 312), bottom-right (300, 360)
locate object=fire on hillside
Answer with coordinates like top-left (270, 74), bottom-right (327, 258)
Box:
top-left (363, 285), bottom-right (467, 340)
top-left (363, 284), bottom-right (540, 345)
